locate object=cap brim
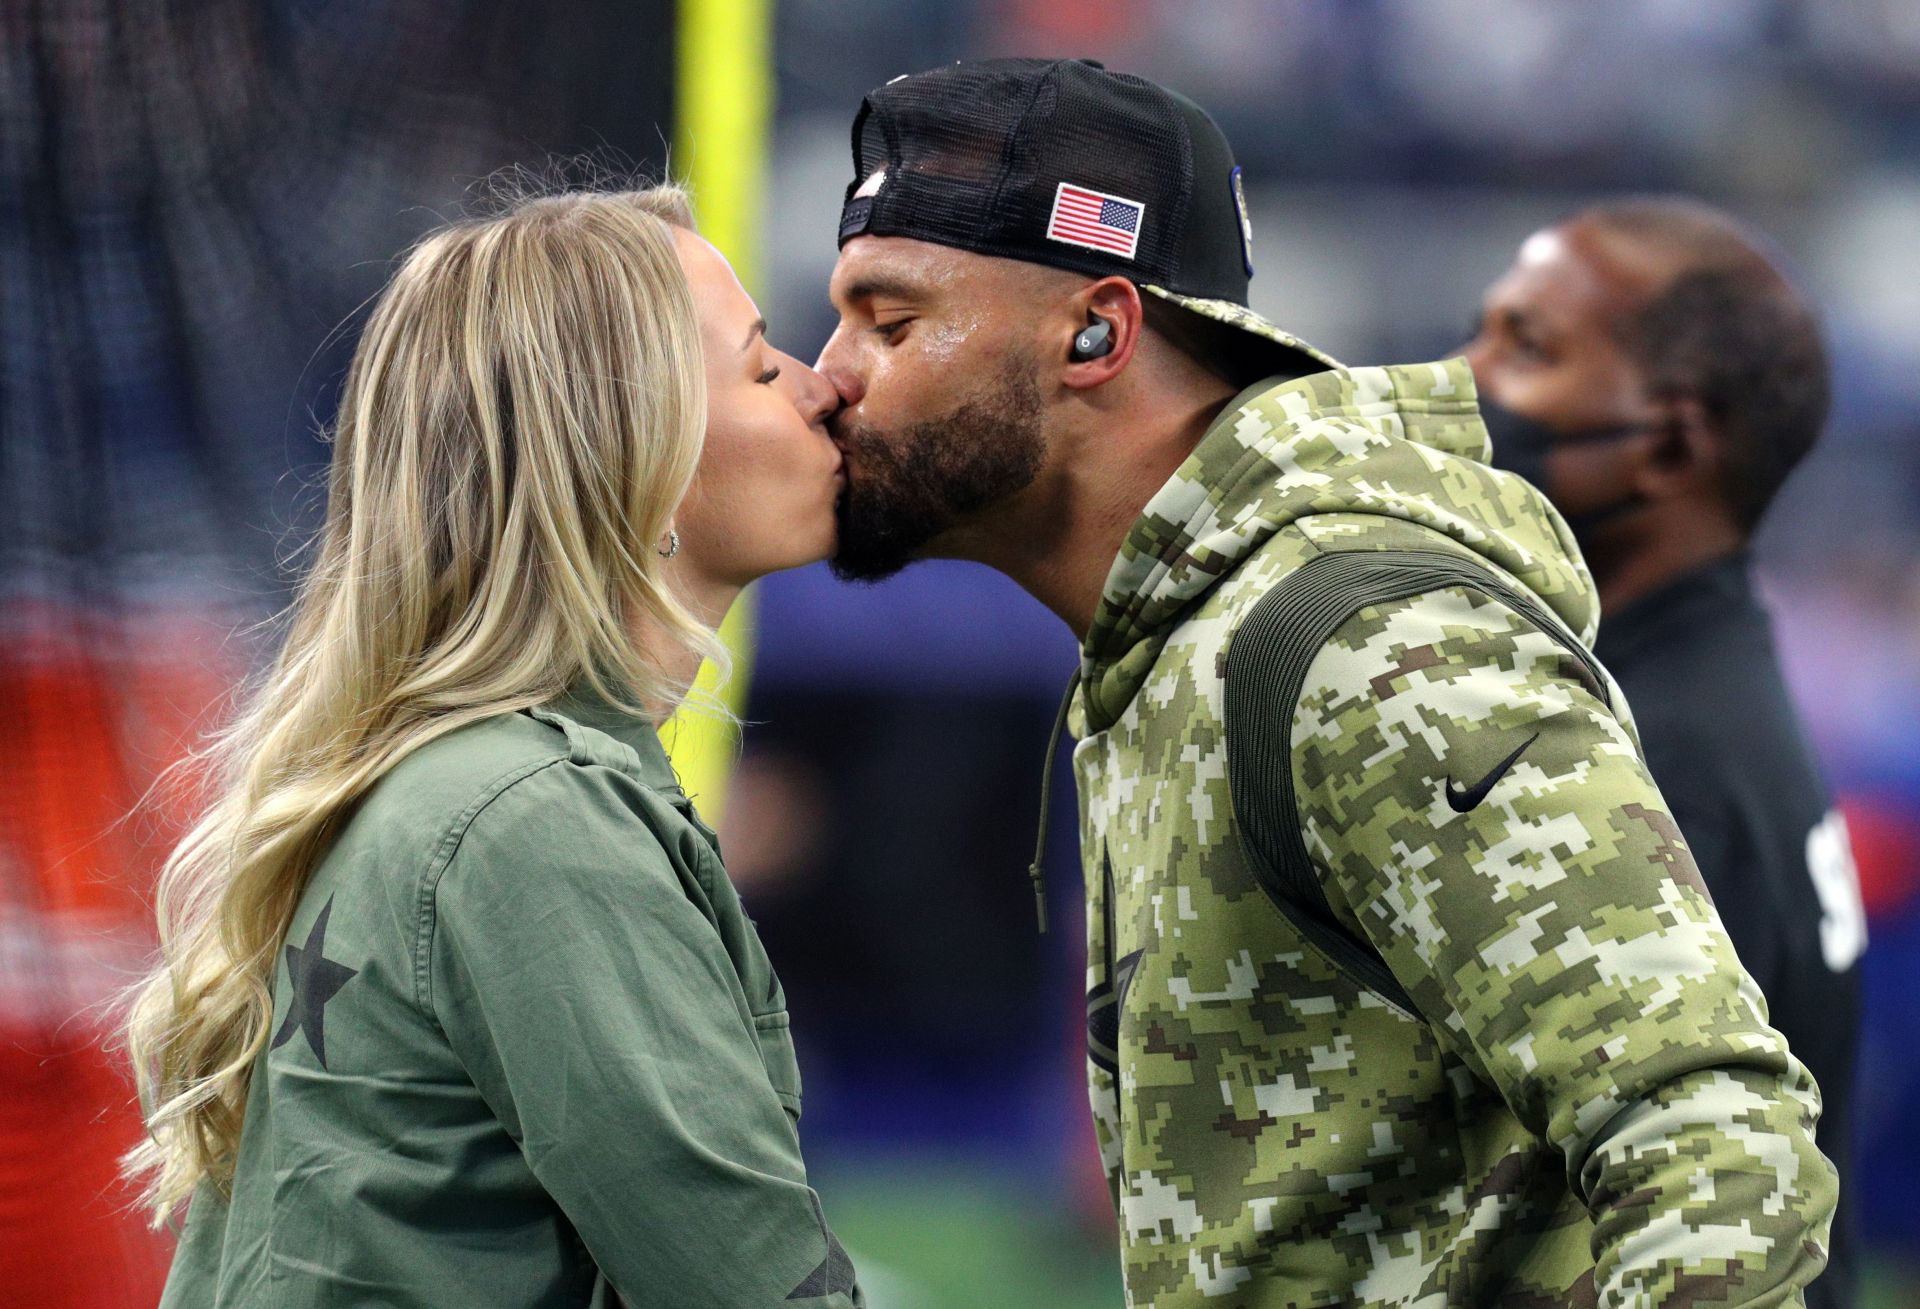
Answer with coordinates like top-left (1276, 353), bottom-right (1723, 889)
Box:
top-left (1140, 284), bottom-right (1342, 378)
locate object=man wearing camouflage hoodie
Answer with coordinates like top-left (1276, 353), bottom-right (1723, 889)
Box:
top-left (818, 57), bottom-right (1836, 1309)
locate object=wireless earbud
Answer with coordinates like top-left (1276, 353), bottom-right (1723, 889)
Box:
top-left (1070, 318), bottom-right (1114, 362)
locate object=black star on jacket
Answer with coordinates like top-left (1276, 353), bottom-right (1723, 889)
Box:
top-left (270, 895), bottom-right (359, 1069)
top-left (786, 1192), bottom-right (856, 1300)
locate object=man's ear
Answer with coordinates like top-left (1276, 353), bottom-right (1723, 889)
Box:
top-left (1062, 277), bottom-right (1144, 391)
top-left (1633, 393), bottom-right (1721, 502)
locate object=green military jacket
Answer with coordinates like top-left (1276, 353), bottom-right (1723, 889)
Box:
top-left (161, 685), bottom-right (861, 1308)
top-left (1073, 360), bottom-right (1836, 1307)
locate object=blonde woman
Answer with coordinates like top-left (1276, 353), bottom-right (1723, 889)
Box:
top-left (123, 186), bottom-right (861, 1308)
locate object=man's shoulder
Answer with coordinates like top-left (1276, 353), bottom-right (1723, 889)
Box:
top-left (1135, 517), bottom-right (1511, 738)
top-left (1135, 516), bottom-right (1522, 757)
top-left (1193, 513), bottom-right (1522, 641)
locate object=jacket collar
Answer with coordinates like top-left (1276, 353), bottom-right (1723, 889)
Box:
top-left (541, 677), bottom-right (686, 799)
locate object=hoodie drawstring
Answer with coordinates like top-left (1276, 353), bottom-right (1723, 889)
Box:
top-left (1028, 667), bottom-right (1082, 935)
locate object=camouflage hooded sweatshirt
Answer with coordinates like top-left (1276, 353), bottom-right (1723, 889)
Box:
top-left (1071, 359), bottom-right (1836, 1308)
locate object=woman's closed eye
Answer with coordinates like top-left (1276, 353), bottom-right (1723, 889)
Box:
top-left (756, 365), bottom-right (782, 384)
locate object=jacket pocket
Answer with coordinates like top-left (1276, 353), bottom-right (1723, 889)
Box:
top-left (751, 1007), bottom-right (803, 1121)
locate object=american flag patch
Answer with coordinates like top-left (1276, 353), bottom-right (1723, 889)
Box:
top-left (1046, 182), bottom-right (1144, 260)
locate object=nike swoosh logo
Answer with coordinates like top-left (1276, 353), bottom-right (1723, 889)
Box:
top-left (1086, 948), bottom-right (1144, 1075)
top-left (1444, 732), bottom-right (1540, 813)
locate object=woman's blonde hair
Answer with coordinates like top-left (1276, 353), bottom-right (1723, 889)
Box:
top-left (120, 184), bottom-right (719, 1223)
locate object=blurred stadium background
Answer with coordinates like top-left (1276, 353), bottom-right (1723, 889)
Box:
top-left (4, 2), bottom-right (1918, 1305)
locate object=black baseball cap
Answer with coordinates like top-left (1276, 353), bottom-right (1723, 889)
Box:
top-left (837, 57), bottom-right (1338, 378)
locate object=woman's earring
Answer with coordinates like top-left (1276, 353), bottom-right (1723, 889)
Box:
top-left (657, 528), bottom-right (681, 559)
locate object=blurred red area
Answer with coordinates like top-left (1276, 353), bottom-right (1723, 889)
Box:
top-left (1, 604), bottom-right (236, 1304)
top-left (1843, 795), bottom-right (1920, 921)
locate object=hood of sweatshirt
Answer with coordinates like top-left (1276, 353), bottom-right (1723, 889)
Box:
top-left (1078, 358), bottom-right (1597, 735)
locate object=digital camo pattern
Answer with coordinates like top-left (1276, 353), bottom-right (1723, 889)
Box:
top-left (1070, 360), bottom-right (1836, 1307)
top-left (1077, 360), bottom-right (1596, 734)
top-left (1139, 284), bottom-right (1342, 379)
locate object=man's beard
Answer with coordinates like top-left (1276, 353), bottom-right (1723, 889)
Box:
top-left (829, 363), bottom-right (1044, 583)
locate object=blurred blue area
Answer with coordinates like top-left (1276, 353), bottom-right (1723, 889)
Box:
top-left (1856, 903), bottom-right (1920, 1249)
top-left (755, 561), bottom-right (1079, 695)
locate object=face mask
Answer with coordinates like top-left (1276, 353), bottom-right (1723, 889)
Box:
top-left (1478, 396), bottom-right (1651, 546)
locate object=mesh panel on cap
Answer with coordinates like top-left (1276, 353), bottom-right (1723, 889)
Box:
top-left (853, 60), bottom-right (1190, 288)
top-left (856, 61), bottom-right (1045, 247)
top-left (1001, 66), bottom-right (1188, 277)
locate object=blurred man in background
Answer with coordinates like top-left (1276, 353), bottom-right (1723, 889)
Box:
top-left (1465, 196), bottom-right (1867, 1309)
top-left (820, 58), bottom-right (1837, 1306)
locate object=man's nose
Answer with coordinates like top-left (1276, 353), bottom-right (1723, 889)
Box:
top-left (795, 360), bottom-right (838, 428)
top-left (815, 330), bottom-right (865, 409)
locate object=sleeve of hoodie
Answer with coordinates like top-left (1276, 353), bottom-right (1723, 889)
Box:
top-left (1287, 583), bottom-right (1836, 1308)
top-left (428, 761), bottom-right (861, 1309)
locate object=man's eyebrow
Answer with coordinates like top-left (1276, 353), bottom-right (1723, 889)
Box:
top-left (739, 316), bottom-right (768, 353)
top-left (836, 274), bottom-right (925, 307)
